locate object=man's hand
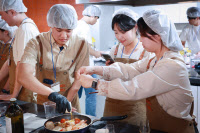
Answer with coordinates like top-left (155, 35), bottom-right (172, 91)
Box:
top-left (0, 94), bottom-right (13, 101)
top-left (48, 92), bottom-right (71, 113)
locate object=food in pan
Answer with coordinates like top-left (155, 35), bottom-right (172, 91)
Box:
top-left (45, 118), bottom-right (88, 131)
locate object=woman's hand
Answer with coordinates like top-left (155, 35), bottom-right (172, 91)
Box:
top-left (79, 74), bottom-right (94, 88)
top-left (72, 107), bottom-right (77, 112)
top-left (77, 66), bottom-right (95, 79)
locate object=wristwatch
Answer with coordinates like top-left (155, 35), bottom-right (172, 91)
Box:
top-left (91, 79), bottom-right (99, 89)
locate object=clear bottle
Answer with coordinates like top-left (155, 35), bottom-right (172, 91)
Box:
top-left (5, 98), bottom-right (24, 133)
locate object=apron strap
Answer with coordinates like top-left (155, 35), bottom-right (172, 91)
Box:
top-left (114, 43), bottom-right (120, 59)
top-left (190, 101), bottom-right (194, 116)
top-left (146, 57), bottom-right (155, 70)
top-left (139, 49), bottom-right (146, 60)
top-left (36, 35), bottom-right (43, 65)
top-left (68, 40), bottom-right (85, 70)
top-left (190, 101), bottom-right (197, 126)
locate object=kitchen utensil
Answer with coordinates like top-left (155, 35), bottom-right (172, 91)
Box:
top-left (44, 114), bottom-right (127, 133)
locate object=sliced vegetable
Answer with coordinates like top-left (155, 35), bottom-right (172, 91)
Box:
top-left (74, 118), bottom-right (81, 124)
top-left (60, 118), bottom-right (66, 123)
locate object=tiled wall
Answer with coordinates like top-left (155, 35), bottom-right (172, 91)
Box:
top-left (23, 0), bottom-right (84, 32)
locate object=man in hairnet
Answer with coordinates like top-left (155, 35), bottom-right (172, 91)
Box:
top-left (18, 4), bottom-right (89, 113)
top-left (0, 19), bottom-right (17, 95)
top-left (72, 5), bottom-right (101, 116)
top-left (0, 0), bottom-right (40, 102)
top-left (180, 7), bottom-right (200, 55)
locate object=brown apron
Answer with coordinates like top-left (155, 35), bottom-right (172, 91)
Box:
top-left (9, 45), bottom-right (36, 103)
top-left (9, 20), bottom-right (39, 103)
top-left (146, 58), bottom-right (196, 133)
top-left (0, 42), bottom-right (10, 91)
top-left (146, 96), bottom-right (195, 133)
top-left (36, 36), bottom-right (84, 113)
top-left (103, 44), bottom-right (147, 126)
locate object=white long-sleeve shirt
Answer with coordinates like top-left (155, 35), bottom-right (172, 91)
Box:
top-left (73, 20), bottom-right (94, 66)
top-left (97, 51), bottom-right (193, 120)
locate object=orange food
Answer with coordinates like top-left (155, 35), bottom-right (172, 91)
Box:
top-left (48, 118), bottom-right (88, 132)
top-left (74, 118), bottom-right (81, 124)
top-left (60, 119), bottom-right (66, 123)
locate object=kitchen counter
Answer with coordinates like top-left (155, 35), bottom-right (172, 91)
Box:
top-left (0, 100), bottom-right (166, 133)
top-left (188, 68), bottom-right (200, 86)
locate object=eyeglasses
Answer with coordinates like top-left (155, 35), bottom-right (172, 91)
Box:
top-left (187, 16), bottom-right (197, 20)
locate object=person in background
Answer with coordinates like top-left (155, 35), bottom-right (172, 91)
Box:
top-left (77, 9), bottom-right (198, 133)
top-left (180, 7), bottom-right (200, 55)
top-left (72, 5), bottom-right (101, 116)
top-left (0, 0), bottom-right (40, 102)
top-left (18, 4), bottom-right (89, 113)
top-left (103, 8), bottom-right (151, 126)
top-left (0, 19), bottom-right (17, 94)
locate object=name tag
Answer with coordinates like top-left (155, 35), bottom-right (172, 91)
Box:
top-left (51, 82), bottom-right (60, 92)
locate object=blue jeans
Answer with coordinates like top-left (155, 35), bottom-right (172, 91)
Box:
top-left (78, 74), bottom-right (97, 116)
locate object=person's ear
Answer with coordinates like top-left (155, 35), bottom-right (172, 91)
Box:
top-left (7, 9), bottom-right (17, 16)
top-left (134, 24), bottom-right (138, 32)
top-left (154, 34), bottom-right (162, 42)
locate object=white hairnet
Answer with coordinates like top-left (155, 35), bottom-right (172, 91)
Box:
top-left (112, 8), bottom-right (139, 21)
top-left (47, 4), bottom-right (77, 29)
top-left (143, 9), bottom-right (183, 51)
top-left (0, 19), bottom-right (17, 38)
top-left (82, 5), bottom-right (101, 17)
top-left (187, 7), bottom-right (200, 18)
top-left (0, 0), bottom-right (27, 12)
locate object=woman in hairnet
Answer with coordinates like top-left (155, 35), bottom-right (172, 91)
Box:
top-left (180, 7), bottom-right (200, 55)
top-left (103, 8), bottom-right (151, 126)
top-left (18, 4), bottom-right (89, 113)
top-left (77, 9), bottom-right (198, 133)
top-left (0, 19), bottom-right (17, 94)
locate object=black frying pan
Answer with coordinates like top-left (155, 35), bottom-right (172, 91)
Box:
top-left (44, 114), bottom-right (127, 133)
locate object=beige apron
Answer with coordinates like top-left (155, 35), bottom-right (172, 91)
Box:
top-left (0, 42), bottom-right (10, 91)
top-left (36, 36), bottom-right (84, 113)
top-left (9, 45), bottom-right (35, 103)
top-left (103, 44), bottom-right (147, 126)
top-left (146, 58), bottom-right (196, 133)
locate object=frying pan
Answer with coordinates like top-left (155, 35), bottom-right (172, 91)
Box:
top-left (44, 114), bottom-right (127, 133)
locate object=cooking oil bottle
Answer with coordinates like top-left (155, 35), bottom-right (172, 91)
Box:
top-left (5, 98), bottom-right (24, 133)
